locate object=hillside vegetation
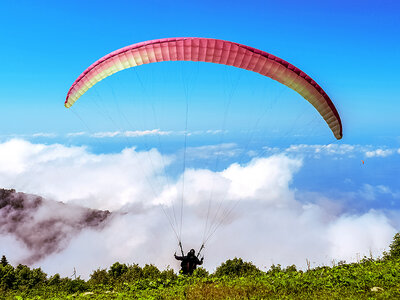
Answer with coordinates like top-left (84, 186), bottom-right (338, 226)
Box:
top-left (1, 234), bottom-right (400, 299)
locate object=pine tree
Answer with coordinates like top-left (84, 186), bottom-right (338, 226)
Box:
top-left (389, 233), bottom-right (400, 258)
top-left (1, 255), bottom-right (8, 267)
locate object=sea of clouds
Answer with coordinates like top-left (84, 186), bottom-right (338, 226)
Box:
top-left (0, 138), bottom-right (398, 279)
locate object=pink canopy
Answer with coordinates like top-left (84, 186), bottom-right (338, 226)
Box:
top-left (65, 37), bottom-right (342, 139)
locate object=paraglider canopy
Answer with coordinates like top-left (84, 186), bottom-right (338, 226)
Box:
top-left (65, 37), bottom-right (342, 140)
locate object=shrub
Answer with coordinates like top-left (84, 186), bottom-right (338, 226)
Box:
top-left (108, 262), bottom-right (128, 279)
top-left (284, 264), bottom-right (297, 273)
top-left (89, 268), bottom-right (110, 286)
top-left (214, 258), bottom-right (262, 277)
top-left (142, 264), bottom-right (161, 279)
top-left (160, 267), bottom-right (178, 281)
top-left (267, 264), bottom-right (282, 275)
top-left (0, 264), bottom-right (15, 289)
top-left (193, 267), bottom-right (209, 278)
top-left (63, 277), bottom-right (88, 293)
top-left (48, 273), bottom-right (61, 286)
top-left (15, 265), bottom-right (47, 289)
top-left (388, 233), bottom-right (400, 259)
top-left (121, 264), bottom-right (143, 282)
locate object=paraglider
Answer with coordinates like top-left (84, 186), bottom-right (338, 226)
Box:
top-left (174, 248), bottom-right (204, 275)
top-left (65, 37), bottom-right (342, 140)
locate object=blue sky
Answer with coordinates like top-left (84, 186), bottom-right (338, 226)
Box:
top-left (0, 0), bottom-right (400, 274)
top-left (1, 0), bottom-right (399, 139)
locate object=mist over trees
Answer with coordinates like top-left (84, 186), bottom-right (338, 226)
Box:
top-left (0, 188), bottom-right (110, 264)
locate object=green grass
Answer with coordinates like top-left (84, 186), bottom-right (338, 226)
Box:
top-left (1, 257), bottom-right (400, 299)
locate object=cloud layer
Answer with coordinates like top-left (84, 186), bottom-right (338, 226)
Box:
top-left (0, 139), bottom-right (398, 279)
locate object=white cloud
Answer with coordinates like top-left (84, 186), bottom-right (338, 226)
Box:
top-left (205, 129), bottom-right (226, 135)
top-left (32, 133), bottom-right (57, 138)
top-left (67, 131), bottom-right (86, 137)
top-left (91, 131), bottom-right (121, 138)
top-left (85, 129), bottom-right (227, 139)
top-left (327, 211), bottom-right (395, 261)
top-left (285, 144), bottom-right (357, 156)
top-left (359, 184), bottom-right (400, 201)
top-left (262, 144), bottom-right (398, 160)
top-left (262, 146), bottom-right (280, 153)
top-left (0, 235), bottom-right (31, 266)
top-left (64, 129), bottom-right (228, 139)
top-left (0, 139), bottom-right (398, 279)
top-left (365, 149), bottom-right (394, 158)
top-left (124, 129), bottom-right (171, 137)
top-left (222, 155), bottom-right (301, 201)
top-left (0, 139), bottom-right (169, 210)
top-left (185, 143), bottom-right (240, 160)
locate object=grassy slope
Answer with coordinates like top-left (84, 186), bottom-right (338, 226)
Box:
top-left (1, 257), bottom-right (400, 299)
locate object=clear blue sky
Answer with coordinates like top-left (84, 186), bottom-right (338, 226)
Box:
top-left (1, 0), bottom-right (399, 143)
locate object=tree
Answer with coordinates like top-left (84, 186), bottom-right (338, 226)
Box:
top-left (122, 264), bottom-right (143, 282)
top-left (192, 267), bottom-right (209, 278)
top-left (14, 264), bottom-right (47, 288)
top-left (0, 264), bottom-right (15, 289)
top-left (214, 258), bottom-right (262, 277)
top-left (89, 268), bottom-right (110, 286)
top-left (48, 273), bottom-right (61, 285)
top-left (1, 255), bottom-right (8, 267)
top-left (388, 233), bottom-right (400, 259)
top-left (108, 262), bottom-right (128, 279)
top-left (142, 264), bottom-right (161, 279)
